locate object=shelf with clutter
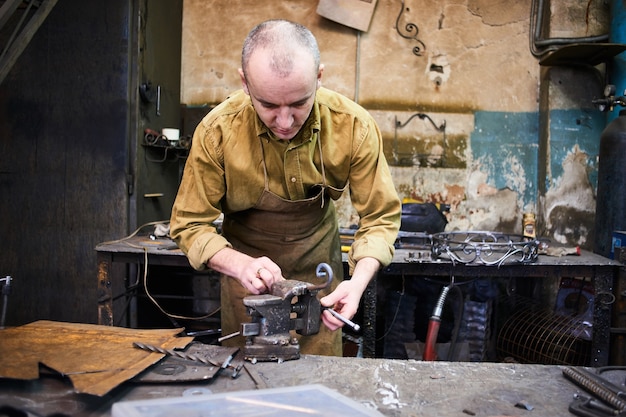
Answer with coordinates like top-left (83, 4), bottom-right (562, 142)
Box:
top-left (142, 128), bottom-right (190, 162)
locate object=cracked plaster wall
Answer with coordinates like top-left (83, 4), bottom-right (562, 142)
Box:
top-left (181, 0), bottom-right (609, 248)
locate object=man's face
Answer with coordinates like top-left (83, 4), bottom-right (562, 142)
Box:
top-left (240, 49), bottom-right (323, 141)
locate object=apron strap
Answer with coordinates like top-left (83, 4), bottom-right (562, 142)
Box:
top-left (258, 138), bottom-right (270, 192)
top-left (257, 132), bottom-right (328, 207)
top-left (316, 132), bottom-right (327, 208)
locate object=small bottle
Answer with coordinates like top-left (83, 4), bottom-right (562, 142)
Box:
top-left (522, 212), bottom-right (536, 239)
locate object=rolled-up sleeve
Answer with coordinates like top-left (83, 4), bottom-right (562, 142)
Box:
top-left (346, 116), bottom-right (401, 273)
top-left (170, 119), bottom-right (232, 270)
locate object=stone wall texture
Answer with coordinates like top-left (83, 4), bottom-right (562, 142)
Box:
top-left (181, 0), bottom-right (611, 248)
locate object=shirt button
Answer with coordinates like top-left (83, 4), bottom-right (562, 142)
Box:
top-left (290, 177), bottom-right (297, 183)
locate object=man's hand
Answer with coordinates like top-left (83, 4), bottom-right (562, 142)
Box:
top-left (320, 279), bottom-right (363, 331)
top-left (207, 247), bottom-right (284, 294)
top-left (319, 257), bottom-right (380, 331)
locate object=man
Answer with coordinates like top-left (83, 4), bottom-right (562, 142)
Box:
top-left (170, 19), bottom-right (401, 356)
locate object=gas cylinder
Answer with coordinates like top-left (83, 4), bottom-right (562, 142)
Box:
top-left (593, 110), bottom-right (626, 258)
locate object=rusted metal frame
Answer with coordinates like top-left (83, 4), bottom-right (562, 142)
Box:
top-left (591, 267), bottom-right (615, 367)
top-left (611, 251), bottom-right (626, 364)
top-left (0, 0), bottom-right (22, 31)
top-left (0, 0), bottom-right (58, 86)
top-left (96, 249), bottom-right (192, 326)
top-left (97, 252), bottom-right (113, 326)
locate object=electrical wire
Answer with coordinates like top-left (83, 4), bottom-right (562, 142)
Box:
top-left (445, 284), bottom-right (465, 361)
top-left (97, 220), bottom-right (167, 247)
top-left (99, 221), bottom-right (221, 323)
top-left (377, 272), bottom-right (406, 342)
top-left (423, 275), bottom-right (455, 361)
top-left (378, 272), bottom-right (475, 348)
top-left (140, 247), bottom-right (221, 321)
top-left (529, 0), bottom-right (609, 58)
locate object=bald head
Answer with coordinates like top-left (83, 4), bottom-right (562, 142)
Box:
top-left (241, 20), bottom-right (321, 79)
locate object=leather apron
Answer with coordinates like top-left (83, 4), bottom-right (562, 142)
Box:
top-left (220, 135), bottom-right (345, 356)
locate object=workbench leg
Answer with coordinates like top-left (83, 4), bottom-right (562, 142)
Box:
top-left (592, 270), bottom-right (614, 366)
top-left (97, 254), bottom-right (113, 326)
top-left (127, 264), bottom-right (139, 328)
top-left (362, 276), bottom-right (377, 358)
top-left (611, 253), bottom-right (626, 365)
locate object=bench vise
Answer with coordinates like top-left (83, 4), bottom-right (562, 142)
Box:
top-left (239, 263), bottom-right (333, 363)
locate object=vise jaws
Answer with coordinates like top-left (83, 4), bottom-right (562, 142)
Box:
top-left (239, 263), bottom-right (333, 363)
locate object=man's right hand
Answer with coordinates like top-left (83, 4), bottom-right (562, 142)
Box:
top-left (207, 247), bottom-right (284, 294)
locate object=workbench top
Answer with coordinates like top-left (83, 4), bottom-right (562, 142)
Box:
top-left (0, 355), bottom-right (583, 416)
top-left (96, 234), bottom-right (621, 267)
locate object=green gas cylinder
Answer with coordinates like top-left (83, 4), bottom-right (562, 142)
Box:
top-left (593, 110), bottom-right (626, 258)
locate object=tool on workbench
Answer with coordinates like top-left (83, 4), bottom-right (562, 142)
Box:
top-left (423, 275), bottom-right (455, 361)
top-left (563, 366), bottom-right (626, 416)
top-left (223, 263), bottom-right (360, 363)
top-left (323, 305), bottom-right (361, 332)
top-left (569, 393), bottom-right (624, 417)
top-left (132, 341), bottom-right (243, 378)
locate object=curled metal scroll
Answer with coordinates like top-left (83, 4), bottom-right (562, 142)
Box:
top-left (431, 231), bottom-right (539, 266)
top-left (396, 0), bottom-right (426, 57)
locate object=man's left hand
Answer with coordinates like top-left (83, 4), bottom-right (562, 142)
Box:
top-left (319, 256), bottom-right (380, 331)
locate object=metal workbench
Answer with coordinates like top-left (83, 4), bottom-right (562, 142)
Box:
top-left (96, 236), bottom-right (621, 365)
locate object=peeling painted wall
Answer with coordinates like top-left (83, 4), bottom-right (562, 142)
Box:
top-left (544, 144), bottom-right (597, 245)
top-left (181, 0), bottom-right (610, 249)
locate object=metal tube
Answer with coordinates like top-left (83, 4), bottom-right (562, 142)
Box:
top-left (563, 367), bottom-right (626, 411)
top-left (0, 294), bottom-right (7, 329)
top-left (0, 276), bottom-right (11, 329)
top-left (324, 307), bottom-right (361, 332)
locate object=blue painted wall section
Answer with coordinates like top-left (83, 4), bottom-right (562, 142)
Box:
top-left (471, 111), bottom-right (539, 209)
top-left (548, 109), bottom-right (603, 192)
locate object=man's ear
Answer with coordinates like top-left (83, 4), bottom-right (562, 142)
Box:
top-left (316, 64), bottom-right (324, 89)
top-left (238, 68), bottom-right (250, 95)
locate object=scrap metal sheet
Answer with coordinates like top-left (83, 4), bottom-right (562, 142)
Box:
top-left (0, 320), bottom-right (192, 396)
top-left (134, 343), bottom-right (240, 383)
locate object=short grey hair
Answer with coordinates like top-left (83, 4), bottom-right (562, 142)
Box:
top-left (241, 19), bottom-right (320, 79)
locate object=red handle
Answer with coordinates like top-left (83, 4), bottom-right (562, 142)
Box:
top-left (423, 318), bottom-right (441, 361)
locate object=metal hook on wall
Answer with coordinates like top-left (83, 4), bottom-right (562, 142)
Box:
top-left (396, 113), bottom-right (446, 132)
top-left (393, 112), bottom-right (447, 166)
top-left (395, 0), bottom-right (427, 57)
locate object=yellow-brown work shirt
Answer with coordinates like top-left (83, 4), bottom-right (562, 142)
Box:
top-left (170, 87), bottom-right (401, 273)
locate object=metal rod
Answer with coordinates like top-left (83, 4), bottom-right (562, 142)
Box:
top-left (132, 341), bottom-right (242, 378)
top-left (0, 276), bottom-right (12, 329)
top-left (324, 307), bottom-right (361, 332)
top-left (563, 367), bottom-right (626, 411)
top-left (218, 331), bottom-right (240, 343)
top-left (133, 341), bottom-right (214, 366)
